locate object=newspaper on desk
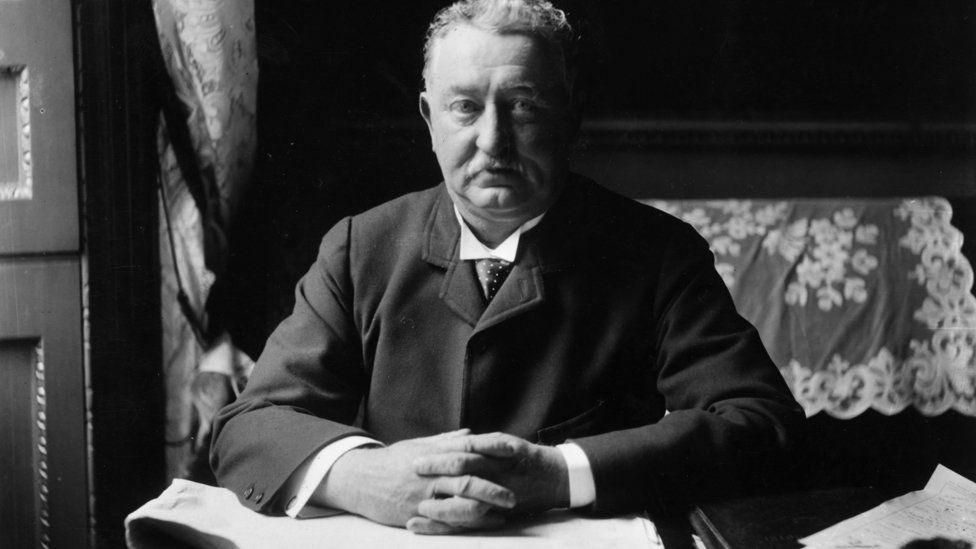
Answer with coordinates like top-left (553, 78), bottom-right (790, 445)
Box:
top-left (800, 465), bottom-right (976, 548)
top-left (125, 479), bottom-right (667, 549)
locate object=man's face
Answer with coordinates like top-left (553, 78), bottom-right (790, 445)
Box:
top-left (420, 24), bottom-right (575, 227)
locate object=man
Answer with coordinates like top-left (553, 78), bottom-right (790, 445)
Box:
top-left (212, 0), bottom-right (804, 535)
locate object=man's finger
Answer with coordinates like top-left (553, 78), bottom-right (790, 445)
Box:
top-left (406, 516), bottom-right (460, 535)
top-left (421, 428), bottom-right (472, 441)
top-left (416, 497), bottom-right (507, 527)
top-left (430, 475), bottom-right (516, 509)
top-left (436, 432), bottom-right (516, 457)
top-left (464, 433), bottom-right (522, 456)
top-left (406, 514), bottom-right (505, 535)
top-left (413, 452), bottom-right (506, 476)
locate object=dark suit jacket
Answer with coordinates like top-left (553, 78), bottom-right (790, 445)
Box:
top-left (211, 175), bottom-right (804, 515)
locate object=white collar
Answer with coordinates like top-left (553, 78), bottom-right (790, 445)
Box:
top-left (453, 206), bottom-right (545, 262)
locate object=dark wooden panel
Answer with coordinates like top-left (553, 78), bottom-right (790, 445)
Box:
top-left (0, 340), bottom-right (41, 549)
top-left (572, 148), bottom-right (976, 200)
top-left (691, 487), bottom-right (889, 549)
top-left (73, 1), bottom-right (166, 547)
top-left (0, 0), bottom-right (79, 254)
top-left (0, 259), bottom-right (87, 549)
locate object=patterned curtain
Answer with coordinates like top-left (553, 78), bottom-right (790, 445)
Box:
top-left (154, 0), bottom-right (258, 481)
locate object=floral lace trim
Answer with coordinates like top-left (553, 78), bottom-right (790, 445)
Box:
top-left (781, 198), bottom-right (976, 417)
top-left (769, 209), bottom-right (880, 311)
top-left (781, 345), bottom-right (976, 419)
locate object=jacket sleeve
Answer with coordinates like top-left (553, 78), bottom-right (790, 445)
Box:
top-left (571, 222), bottom-right (806, 515)
top-left (210, 217), bottom-right (370, 514)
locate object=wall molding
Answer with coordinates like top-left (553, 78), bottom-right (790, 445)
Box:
top-left (330, 117), bottom-right (976, 152)
top-left (577, 119), bottom-right (976, 151)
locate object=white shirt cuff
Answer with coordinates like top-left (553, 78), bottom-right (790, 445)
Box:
top-left (282, 435), bottom-right (381, 518)
top-left (198, 332), bottom-right (235, 376)
top-left (556, 442), bottom-right (596, 508)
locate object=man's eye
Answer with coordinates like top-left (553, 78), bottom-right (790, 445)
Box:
top-left (511, 99), bottom-right (539, 120)
top-left (450, 100), bottom-right (480, 115)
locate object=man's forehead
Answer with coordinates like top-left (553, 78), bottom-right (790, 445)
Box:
top-left (426, 24), bottom-right (565, 92)
top-left (436, 69), bottom-right (555, 97)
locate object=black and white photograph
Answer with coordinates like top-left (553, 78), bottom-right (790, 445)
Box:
top-left (1, 1), bottom-right (975, 547)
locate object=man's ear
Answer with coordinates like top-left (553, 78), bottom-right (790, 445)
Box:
top-left (419, 92), bottom-right (433, 135)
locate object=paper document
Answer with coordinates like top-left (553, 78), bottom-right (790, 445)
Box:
top-left (800, 465), bottom-right (976, 548)
top-left (126, 479), bottom-right (665, 549)
top-left (924, 463), bottom-right (976, 501)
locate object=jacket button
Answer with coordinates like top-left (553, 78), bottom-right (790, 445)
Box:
top-left (254, 493), bottom-right (263, 504)
top-left (244, 486), bottom-right (253, 499)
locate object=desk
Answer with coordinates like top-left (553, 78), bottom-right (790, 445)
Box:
top-left (689, 487), bottom-right (888, 549)
top-left (128, 480), bottom-right (896, 548)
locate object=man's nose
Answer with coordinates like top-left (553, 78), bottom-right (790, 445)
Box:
top-left (475, 105), bottom-right (513, 158)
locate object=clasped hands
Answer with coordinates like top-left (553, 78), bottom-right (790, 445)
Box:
top-left (318, 429), bottom-right (569, 535)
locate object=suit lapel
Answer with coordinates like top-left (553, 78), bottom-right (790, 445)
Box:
top-left (423, 188), bottom-right (486, 326)
top-left (473, 246), bottom-right (545, 333)
top-left (441, 260), bottom-right (487, 326)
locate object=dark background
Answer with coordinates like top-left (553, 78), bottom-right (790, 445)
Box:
top-left (256, 1), bottom-right (976, 123)
top-left (214, 0), bottom-right (975, 502)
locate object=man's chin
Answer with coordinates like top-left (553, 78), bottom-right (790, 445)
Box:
top-left (470, 171), bottom-right (523, 190)
top-left (469, 187), bottom-right (527, 212)
top-left (451, 176), bottom-right (550, 220)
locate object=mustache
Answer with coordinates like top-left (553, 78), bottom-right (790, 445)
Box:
top-left (464, 157), bottom-right (524, 182)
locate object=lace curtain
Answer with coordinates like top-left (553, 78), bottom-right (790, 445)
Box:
top-left (649, 198), bottom-right (976, 419)
top-left (154, 0), bottom-right (258, 480)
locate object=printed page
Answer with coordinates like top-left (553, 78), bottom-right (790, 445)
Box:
top-left (924, 464), bottom-right (976, 500)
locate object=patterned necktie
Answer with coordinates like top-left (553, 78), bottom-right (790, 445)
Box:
top-left (474, 258), bottom-right (513, 302)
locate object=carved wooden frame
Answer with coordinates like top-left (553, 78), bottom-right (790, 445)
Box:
top-left (33, 343), bottom-right (51, 548)
top-left (0, 64), bottom-right (32, 200)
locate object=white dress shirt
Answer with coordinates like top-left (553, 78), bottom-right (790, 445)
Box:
top-left (281, 207), bottom-right (596, 517)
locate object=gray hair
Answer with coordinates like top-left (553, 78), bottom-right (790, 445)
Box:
top-left (422, 0), bottom-right (576, 94)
